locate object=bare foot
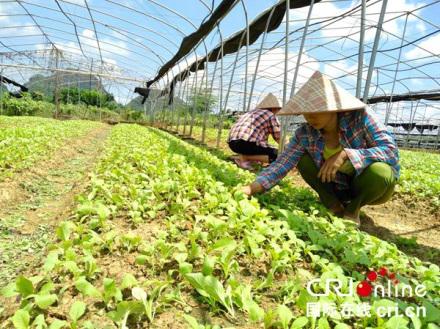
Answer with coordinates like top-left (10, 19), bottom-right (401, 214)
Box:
top-left (343, 211), bottom-right (361, 227)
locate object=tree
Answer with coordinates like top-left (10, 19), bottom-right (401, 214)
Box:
top-left (59, 87), bottom-right (115, 107)
top-left (187, 88), bottom-right (217, 113)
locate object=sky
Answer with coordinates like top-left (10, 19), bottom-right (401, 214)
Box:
top-left (0, 0), bottom-right (439, 123)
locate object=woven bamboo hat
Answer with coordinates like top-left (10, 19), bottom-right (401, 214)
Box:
top-left (278, 71), bottom-right (367, 115)
top-left (256, 93), bottom-right (281, 109)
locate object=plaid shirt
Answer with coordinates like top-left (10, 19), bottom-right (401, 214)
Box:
top-left (256, 109), bottom-right (400, 191)
top-left (228, 108), bottom-right (281, 147)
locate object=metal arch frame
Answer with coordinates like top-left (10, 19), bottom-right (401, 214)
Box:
top-left (53, 0), bottom-right (89, 59)
top-left (355, 0), bottom-right (366, 98)
top-left (145, 0), bottom-right (243, 139)
top-left (105, 0), bottom-right (187, 37)
top-left (279, 0), bottom-right (315, 152)
top-left (0, 63), bottom-right (145, 83)
top-left (362, 0), bottom-right (387, 101)
top-left (246, 5), bottom-right (277, 112)
top-left (201, 26), bottom-right (224, 144)
top-left (140, 0), bottom-right (221, 134)
top-left (23, 34), bottom-right (159, 76)
top-left (224, 1), bottom-right (439, 104)
top-left (16, 1), bottom-right (59, 51)
top-left (1, 0), bottom-right (438, 140)
top-left (216, 31), bottom-right (248, 148)
top-left (13, 0), bottom-right (185, 76)
top-left (239, 0), bottom-right (250, 113)
top-left (148, 0), bottom-right (237, 142)
top-left (17, 1), bottom-right (180, 50)
top-left (14, 18), bottom-right (169, 69)
top-left (0, 22), bottom-right (164, 78)
top-left (84, 0), bottom-right (103, 65)
top-left (384, 13), bottom-right (409, 125)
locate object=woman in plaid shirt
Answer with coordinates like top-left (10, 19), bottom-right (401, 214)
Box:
top-left (228, 93), bottom-right (282, 170)
top-left (243, 72), bottom-right (400, 226)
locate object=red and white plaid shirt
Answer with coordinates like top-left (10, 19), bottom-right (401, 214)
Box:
top-left (228, 108), bottom-right (281, 147)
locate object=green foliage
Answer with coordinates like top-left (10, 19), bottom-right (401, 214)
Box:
top-left (187, 88), bottom-right (217, 113)
top-left (0, 116), bottom-right (101, 181)
top-left (398, 150), bottom-right (440, 210)
top-left (0, 93), bottom-right (46, 116)
top-left (59, 87), bottom-right (114, 108)
top-left (1, 123), bottom-right (439, 328)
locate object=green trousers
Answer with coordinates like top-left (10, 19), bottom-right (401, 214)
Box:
top-left (297, 154), bottom-right (396, 214)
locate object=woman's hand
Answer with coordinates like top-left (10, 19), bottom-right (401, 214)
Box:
top-left (242, 181), bottom-right (264, 196)
top-left (318, 150), bottom-right (348, 183)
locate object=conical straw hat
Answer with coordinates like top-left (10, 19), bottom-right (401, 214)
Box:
top-left (256, 93), bottom-right (281, 109)
top-left (278, 71), bottom-right (366, 115)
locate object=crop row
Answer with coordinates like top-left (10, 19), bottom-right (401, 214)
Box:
top-left (0, 116), bottom-right (102, 181)
top-left (175, 125), bottom-right (440, 211)
top-left (398, 150), bottom-right (440, 210)
top-left (1, 124), bottom-right (438, 329)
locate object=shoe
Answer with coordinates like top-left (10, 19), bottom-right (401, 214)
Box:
top-left (234, 158), bottom-right (253, 170)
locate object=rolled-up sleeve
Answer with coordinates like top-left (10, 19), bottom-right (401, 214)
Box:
top-left (270, 116), bottom-right (281, 142)
top-left (344, 111), bottom-right (400, 178)
top-left (256, 127), bottom-right (307, 190)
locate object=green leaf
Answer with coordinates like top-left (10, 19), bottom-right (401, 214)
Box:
top-left (16, 276), bottom-right (34, 298)
top-left (39, 281), bottom-right (55, 295)
top-left (120, 274), bottom-right (138, 289)
top-left (75, 277), bottom-right (102, 299)
top-left (296, 289), bottom-right (317, 312)
top-left (35, 294), bottom-right (58, 309)
top-left (422, 300), bottom-right (440, 323)
top-left (135, 255), bottom-right (148, 265)
top-left (179, 262), bottom-right (193, 275)
top-left (1, 282), bottom-right (17, 298)
top-left (183, 314), bottom-right (201, 329)
top-left (277, 305), bottom-right (293, 329)
top-left (291, 316), bottom-right (309, 329)
top-left (63, 261), bottom-right (81, 276)
top-left (202, 256), bottom-right (216, 276)
top-left (385, 315), bottom-right (409, 329)
top-left (211, 238), bottom-right (236, 251)
top-left (318, 317), bottom-right (330, 329)
top-left (248, 301), bottom-right (264, 322)
top-left (184, 273), bottom-right (233, 314)
top-left (48, 320), bottom-right (67, 329)
top-left (69, 301), bottom-right (86, 322)
top-left (31, 314), bottom-right (47, 329)
top-left (43, 251), bottom-right (59, 273)
top-left (56, 221), bottom-right (75, 241)
top-left (107, 301), bottom-right (143, 322)
top-left (103, 278), bottom-right (122, 304)
top-left (12, 309), bottom-right (30, 329)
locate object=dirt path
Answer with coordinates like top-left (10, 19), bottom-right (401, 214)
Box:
top-left (0, 124), bottom-right (112, 287)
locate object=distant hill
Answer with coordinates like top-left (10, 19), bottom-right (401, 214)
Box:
top-left (24, 71), bottom-right (107, 101)
top-left (126, 89), bottom-right (186, 112)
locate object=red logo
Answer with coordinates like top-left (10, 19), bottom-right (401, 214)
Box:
top-left (356, 267), bottom-right (399, 297)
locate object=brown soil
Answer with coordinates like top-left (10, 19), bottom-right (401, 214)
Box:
top-left (0, 124), bottom-right (112, 286)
